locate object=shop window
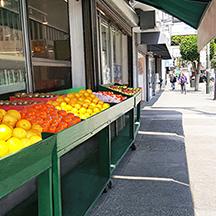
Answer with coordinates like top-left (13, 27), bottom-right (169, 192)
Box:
top-left (111, 29), bottom-right (122, 83)
top-left (27, 0), bottom-right (72, 92)
top-left (0, 0), bottom-right (27, 95)
top-left (100, 22), bottom-right (111, 84)
top-left (98, 14), bottom-right (127, 85)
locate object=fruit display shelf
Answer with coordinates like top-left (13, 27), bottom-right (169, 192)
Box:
top-left (51, 88), bottom-right (134, 155)
top-left (46, 87), bottom-right (135, 216)
top-left (0, 133), bottom-right (56, 216)
top-left (98, 83), bottom-right (142, 108)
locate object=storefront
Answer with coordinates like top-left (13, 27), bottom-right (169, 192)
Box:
top-left (0, 0), bottom-right (72, 96)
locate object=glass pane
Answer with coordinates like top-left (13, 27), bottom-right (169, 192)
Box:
top-left (27, 0), bottom-right (72, 92)
top-left (0, 0), bottom-right (27, 95)
top-left (33, 66), bottom-right (72, 91)
top-left (100, 23), bottom-right (111, 84)
top-left (112, 29), bottom-right (122, 83)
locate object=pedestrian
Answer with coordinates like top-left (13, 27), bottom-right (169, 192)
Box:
top-left (178, 72), bottom-right (187, 94)
top-left (170, 74), bottom-right (176, 90)
top-left (159, 77), bottom-right (163, 90)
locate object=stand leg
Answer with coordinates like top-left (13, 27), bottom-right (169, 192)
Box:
top-left (38, 168), bottom-right (53, 216)
top-left (53, 155), bottom-right (62, 216)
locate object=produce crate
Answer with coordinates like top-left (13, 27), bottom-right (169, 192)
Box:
top-left (0, 133), bottom-right (56, 216)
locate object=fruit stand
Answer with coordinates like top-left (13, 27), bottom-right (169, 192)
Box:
top-left (0, 85), bottom-right (141, 216)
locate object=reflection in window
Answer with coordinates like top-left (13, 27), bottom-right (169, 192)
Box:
top-left (100, 23), bottom-right (111, 84)
top-left (0, 0), bottom-right (27, 94)
top-left (112, 29), bottom-right (122, 83)
top-left (27, 0), bottom-right (72, 92)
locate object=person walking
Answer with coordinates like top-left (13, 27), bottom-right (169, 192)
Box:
top-left (178, 72), bottom-right (187, 94)
top-left (170, 74), bottom-right (177, 90)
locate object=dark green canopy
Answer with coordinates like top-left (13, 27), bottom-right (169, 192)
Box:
top-left (136, 0), bottom-right (211, 29)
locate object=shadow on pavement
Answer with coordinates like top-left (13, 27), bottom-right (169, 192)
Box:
top-left (89, 106), bottom-right (194, 215)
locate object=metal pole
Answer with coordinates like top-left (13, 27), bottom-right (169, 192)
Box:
top-left (214, 69), bottom-right (216, 100)
top-left (206, 43), bottom-right (210, 94)
top-left (20, 0), bottom-right (33, 93)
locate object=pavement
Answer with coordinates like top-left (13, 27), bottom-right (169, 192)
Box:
top-left (89, 83), bottom-right (216, 216)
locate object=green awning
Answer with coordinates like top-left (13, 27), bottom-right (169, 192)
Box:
top-left (136, 0), bottom-right (211, 29)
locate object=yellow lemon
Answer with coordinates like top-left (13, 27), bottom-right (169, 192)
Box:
top-left (29, 135), bottom-right (42, 145)
top-left (13, 127), bottom-right (27, 139)
top-left (79, 107), bottom-right (87, 114)
top-left (0, 124), bottom-right (13, 141)
top-left (103, 103), bottom-right (110, 109)
top-left (0, 140), bottom-right (9, 157)
top-left (7, 137), bottom-right (23, 153)
top-left (21, 138), bottom-right (32, 148)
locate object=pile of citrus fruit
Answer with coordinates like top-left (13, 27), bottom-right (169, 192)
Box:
top-left (21, 104), bottom-right (81, 133)
top-left (48, 89), bottom-right (110, 119)
top-left (0, 109), bottom-right (42, 158)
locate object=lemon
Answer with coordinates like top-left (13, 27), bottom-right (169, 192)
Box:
top-left (0, 140), bottom-right (9, 157)
top-left (20, 138), bottom-right (32, 148)
top-left (0, 124), bottom-right (13, 141)
top-left (7, 137), bottom-right (23, 153)
top-left (29, 135), bottom-right (42, 145)
top-left (79, 107), bottom-right (87, 114)
top-left (13, 127), bottom-right (27, 139)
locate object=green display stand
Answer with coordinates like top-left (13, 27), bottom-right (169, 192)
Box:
top-left (0, 134), bottom-right (56, 216)
top-left (1, 86), bottom-right (142, 216)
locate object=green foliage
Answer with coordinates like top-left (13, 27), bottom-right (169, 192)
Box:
top-left (211, 55), bottom-right (216, 68)
top-left (180, 35), bottom-right (199, 62)
top-left (210, 40), bottom-right (216, 60)
top-left (171, 35), bottom-right (184, 46)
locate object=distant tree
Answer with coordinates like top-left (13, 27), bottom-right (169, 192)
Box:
top-left (180, 35), bottom-right (200, 91)
top-left (171, 35), bottom-right (184, 46)
top-left (210, 40), bottom-right (216, 61)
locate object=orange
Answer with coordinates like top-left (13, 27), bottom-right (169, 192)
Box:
top-left (64, 97), bottom-right (71, 103)
top-left (2, 114), bottom-right (17, 127)
top-left (29, 135), bottom-right (42, 145)
top-left (0, 112), bottom-right (4, 122)
top-left (82, 103), bottom-right (89, 109)
top-left (13, 127), bottom-right (27, 139)
top-left (7, 137), bottom-right (23, 153)
top-left (16, 119), bottom-right (31, 130)
top-left (0, 140), bottom-right (9, 157)
top-left (0, 124), bottom-right (13, 140)
top-left (7, 110), bottom-right (21, 120)
top-left (0, 109), bottom-right (6, 117)
top-left (98, 101), bottom-right (104, 105)
top-left (92, 98), bottom-right (99, 104)
top-left (31, 124), bottom-right (43, 133)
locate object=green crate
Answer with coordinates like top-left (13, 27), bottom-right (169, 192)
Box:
top-left (0, 134), bottom-right (56, 216)
top-left (51, 87), bottom-right (85, 95)
top-left (55, 96), bottom-right (134, 155)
